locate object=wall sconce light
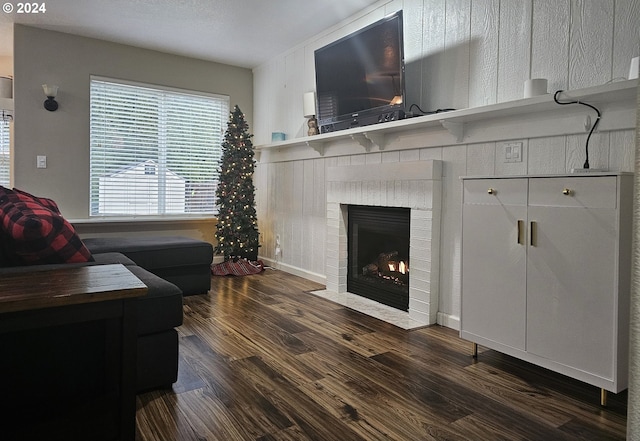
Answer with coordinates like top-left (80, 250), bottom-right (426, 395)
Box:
top-left (303, 91), bottom-right (318, 136)
top-left (0, 77), bottom-right (13, 121)
top-left (0, 77), bottom-right (12, 99)
top-left (42, 84), bottom-right (59, 111)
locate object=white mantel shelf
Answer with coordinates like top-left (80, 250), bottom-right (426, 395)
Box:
top-left (255, 79), bottom-right (637, 163)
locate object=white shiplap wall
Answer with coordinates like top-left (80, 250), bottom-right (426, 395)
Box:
top-left (252, 0), bottom-right (640, 326)
top-left (629, 79), bottom-right (640, 441)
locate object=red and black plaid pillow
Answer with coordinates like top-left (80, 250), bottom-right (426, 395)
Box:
top-left (11, 187), bottom-right (61, 212)
top-left (0, 186), bottom-right (93, 265)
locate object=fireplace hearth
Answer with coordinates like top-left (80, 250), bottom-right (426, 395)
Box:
top-left (347, 205), bottom-right (410, 311)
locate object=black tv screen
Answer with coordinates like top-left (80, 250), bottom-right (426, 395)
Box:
top-left (314, 11), bottom-right (404, 133)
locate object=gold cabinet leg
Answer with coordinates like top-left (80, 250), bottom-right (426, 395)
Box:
top-left (472, 342), bottom-right (478, 358)
top-left (600, 389), bottom-right (608, 407)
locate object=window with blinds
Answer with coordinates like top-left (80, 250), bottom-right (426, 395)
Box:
top-left (89, 77), bottom-right (229, 217)
top-left (0, 120), bottom-right (9, 187)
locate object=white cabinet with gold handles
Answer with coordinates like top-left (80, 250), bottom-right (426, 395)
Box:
top-left (460, 173), bottom-right (632, 403)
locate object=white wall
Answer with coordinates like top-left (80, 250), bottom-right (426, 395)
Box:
top-left (252, 0), bottom-right (640, 325)
top-left (253, 0), bottom-right (640, 145)
top-left (12, 25), bottom-right (253, 244)
top-left (0, 56), bottom-right (12, 78)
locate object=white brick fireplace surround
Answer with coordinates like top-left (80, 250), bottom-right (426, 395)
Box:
top-left (321, 160), bottom-right (442, 327)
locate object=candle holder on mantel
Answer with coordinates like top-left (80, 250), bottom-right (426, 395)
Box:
top-left (303, 91), bottom-right (319, 136)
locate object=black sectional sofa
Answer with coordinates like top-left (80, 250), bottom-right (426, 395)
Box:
top-left (0, 185), bottom-right (215, 398)
top-left (0, 235), bottom-right (213, 393)
top-left (81, 236), bottom-right (214, 390)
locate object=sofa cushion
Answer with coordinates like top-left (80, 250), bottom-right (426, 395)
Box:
top-left (90, 252), bottom-right (137, 266)
top-left (0, 187), bottom-right (93, 265)
top-left (0, 233), bottom-right (10, 267)
top-left (82, 236), bottom-right (213, 295)
top-left (82, 236), bottom-right (212, 270)
top-left (126, 265), bottom-right (183, 335)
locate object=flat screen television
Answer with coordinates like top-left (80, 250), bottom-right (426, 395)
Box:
top-left (314, 11), bottom-right (404, 134)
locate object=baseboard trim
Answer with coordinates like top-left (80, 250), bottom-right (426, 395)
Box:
top-left (259, 257), bottom-right (327, 285)
top-left (437, 312), bottom-right (460, 331)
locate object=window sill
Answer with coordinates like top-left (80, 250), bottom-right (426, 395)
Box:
top-left (69, 216), bottom-right (217, 227)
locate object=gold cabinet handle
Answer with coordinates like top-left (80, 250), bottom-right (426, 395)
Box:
top-left (517, 220), bottom-right (524, 244)
top-left (562, 188), bottom-right (572, 196)
top-left (487, 188), bottom-right (496, 195)
top-left (530, 221), bottom-right (537, 247)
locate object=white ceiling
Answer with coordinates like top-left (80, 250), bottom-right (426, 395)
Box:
top-left (0, 0), bottom-right (381, 69)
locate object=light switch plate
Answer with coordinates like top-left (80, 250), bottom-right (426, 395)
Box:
top-left (37, 155), bottom-right (47, 169)
top-left (503, 142), bottom-right (522, 163)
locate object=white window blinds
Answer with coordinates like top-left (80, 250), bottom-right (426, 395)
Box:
top-left (89, 78), bottom-right (229, 217)
top-left (0, 120), bottom-right (9, 187)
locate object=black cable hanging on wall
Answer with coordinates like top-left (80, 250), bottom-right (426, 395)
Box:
top-left (553, 90), bottom-right (602, 169)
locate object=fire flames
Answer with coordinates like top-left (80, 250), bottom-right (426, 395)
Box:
top-left (362, 252), bottom-right (409, 287)
top-left (388, 261), bottom-right (408, 274)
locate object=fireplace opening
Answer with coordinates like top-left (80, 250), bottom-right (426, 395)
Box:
top-left (347, 205), bottom-right (410, 311)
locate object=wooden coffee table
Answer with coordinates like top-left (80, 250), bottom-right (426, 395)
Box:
top-left (0, 264), bottom-right (147, 441)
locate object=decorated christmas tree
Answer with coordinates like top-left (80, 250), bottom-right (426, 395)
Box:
top-left (214, 105), bottom-right (259, 261)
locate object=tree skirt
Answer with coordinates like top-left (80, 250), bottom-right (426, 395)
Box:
top-left (211, 259), bottom-right (264, 276)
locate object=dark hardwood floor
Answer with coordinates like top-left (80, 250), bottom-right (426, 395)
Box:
top-left (135, 269), bottom-right (628, 440)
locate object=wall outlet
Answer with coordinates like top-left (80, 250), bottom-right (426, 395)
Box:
top-left (275, 234), bottom-right (281, 257)
top-left (503, 142), bottom-right (522, 163)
